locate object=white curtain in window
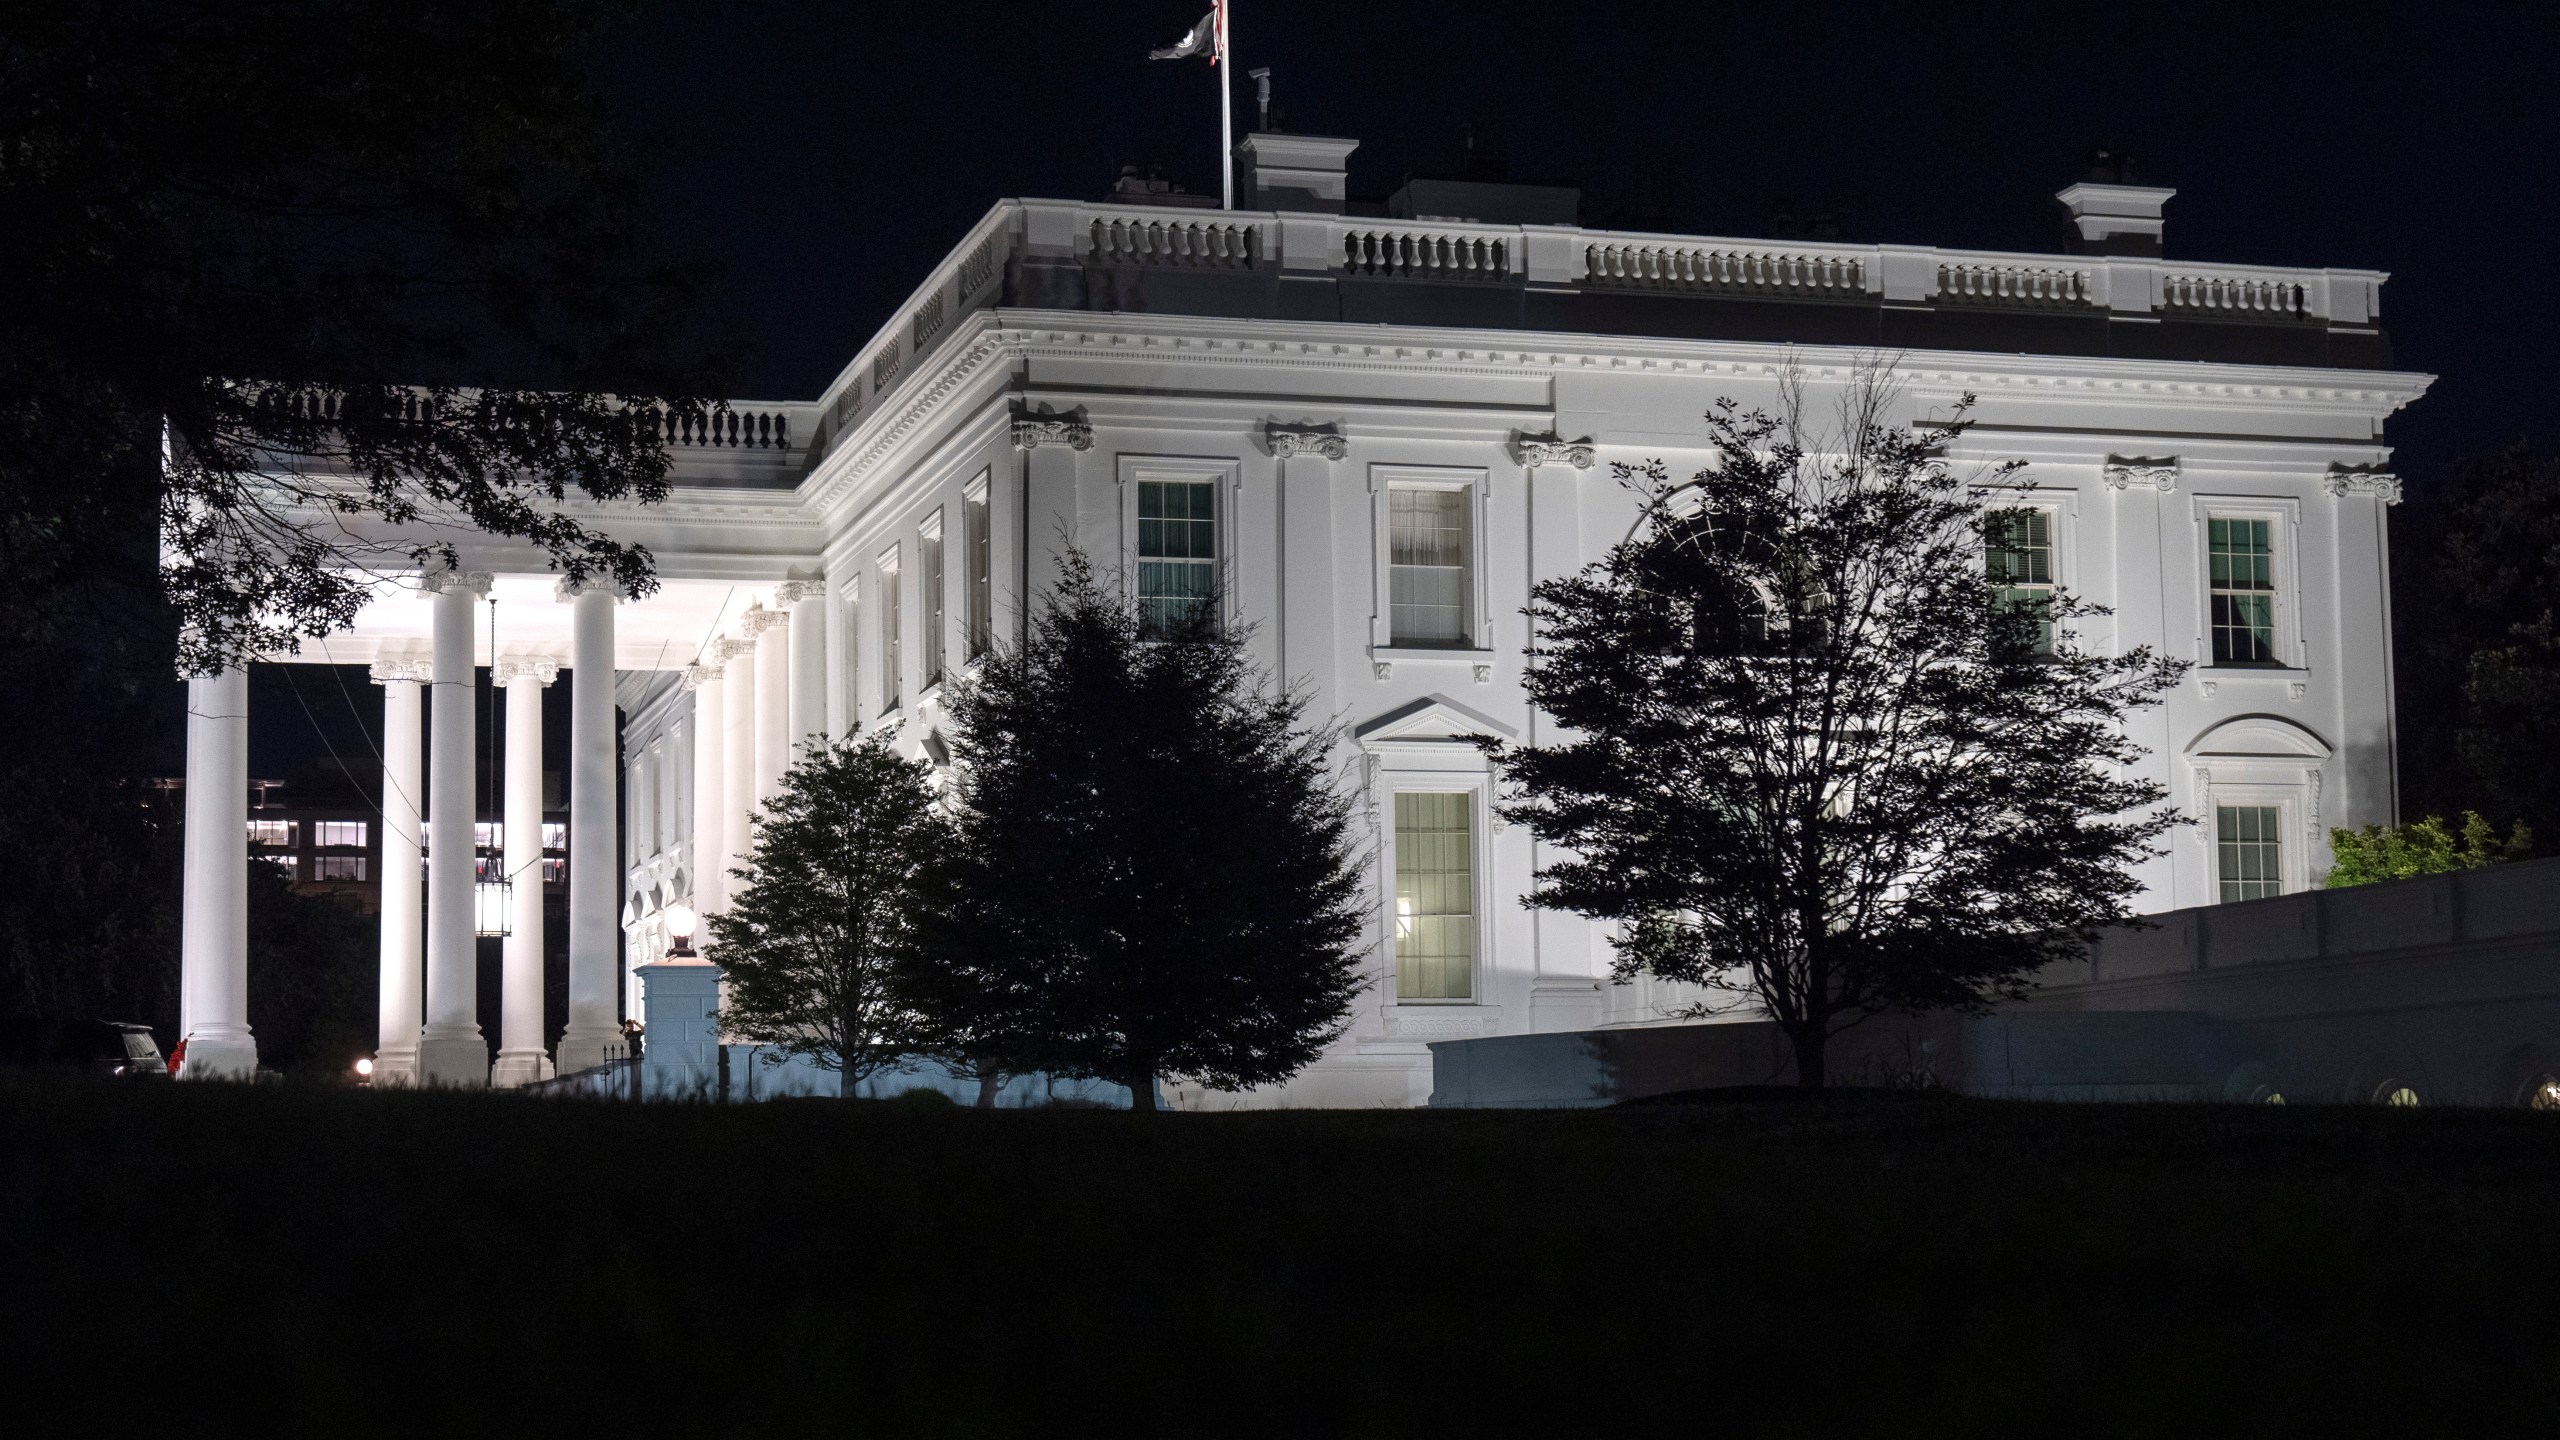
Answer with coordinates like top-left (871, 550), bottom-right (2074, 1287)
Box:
top-left (1391, 488), bottom-right (1468, 645)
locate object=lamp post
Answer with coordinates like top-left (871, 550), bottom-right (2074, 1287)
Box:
top-left (664, 903), bottom-right (698, 959)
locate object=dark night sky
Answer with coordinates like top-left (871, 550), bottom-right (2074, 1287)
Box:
top-left (596, 0), bottom-right (2560, 489)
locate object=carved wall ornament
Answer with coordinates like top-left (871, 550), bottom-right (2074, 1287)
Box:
top-left (368, 657), bottom-right (434, 685)
top-left (1472, 663), bottom-right (1494, 685)
top-left (774, 576), bottom-right (826, 605)
top-left (555, 573), bottom-right (627, 602)
top-left (491, 657), bottom-right (559, 686)
top-left (2323, 463), bottom-right (2404, 505)
top-left (1265, 420), bottom-right (1348, 460)
top-left (1372, 660), bottom-right (1394, 681)
top-left (1009, 404), bottom-right (1093, 451)
top-left (680, 661), bottom-right (719, 692)
top-left (2102, 455), bottom-right (2180, 491)
top-left (740, 602), bottom-right (784, 636)
top-left (1513, 431), bottom-right (1596, 470)
top-left (418, 562), bottom-right (493, 596)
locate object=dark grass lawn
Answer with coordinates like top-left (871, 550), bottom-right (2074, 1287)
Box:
top-left (5, 1075), bottom-right (2558, 1436)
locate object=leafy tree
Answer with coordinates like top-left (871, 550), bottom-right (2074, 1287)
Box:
top-left (707, 738), bottom-right (952, 1099)
top-left (2390, 445), bottom-right (2560, 845)
top-left (1, 0), bottom-right (722, 673)
top-left (1494, 373), bottom-right (2184, 1089)
top-left (2324, 812), bottom-right (2529, 888)
top-left (928, 553), bottom-right (1365, 1113)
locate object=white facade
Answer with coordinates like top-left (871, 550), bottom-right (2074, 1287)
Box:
top-left (187, 180), bottom-right (2428, 1104)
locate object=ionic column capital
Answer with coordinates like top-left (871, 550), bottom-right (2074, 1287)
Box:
top-left (556, 573), bottom-right (629, 603)
top-left (1512, 430), bottom-right (1596, 469)
top-left (418, 561), bottom-right (493, 596)
top-left (1010, 404), bottom-right (1093, 451)
top-left (2323, 462), bottom-right (2403, 505)
top-left (368, 656), bottom-right (433, 685)
top-left (681, 661), bottom-right (722, 692)
top-left (492, 656), bottom-right (560, 686)
top-left (1266, 420), bottom-right (1348, 460)
top-left (775, 575), bottom-right (827, 606)
top-left (2102, 454), bottom-right (2180, 491)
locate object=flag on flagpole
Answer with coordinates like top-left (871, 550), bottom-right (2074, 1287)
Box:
top-left (1149, 10), bottom-right (1219, 61)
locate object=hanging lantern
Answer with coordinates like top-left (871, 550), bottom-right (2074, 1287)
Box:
top-left (474, 877), bottom-right (513, 937)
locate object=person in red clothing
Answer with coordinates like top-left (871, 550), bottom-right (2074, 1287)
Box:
top-left (164, 1037), bottom-right (186, 1076)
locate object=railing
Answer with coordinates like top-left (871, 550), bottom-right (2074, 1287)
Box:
top-left (1936, 261), bottom-right (2093, 307)
top-left (1586, 241), bottom-right (1864, 296)
top-left (1341, 226), bottom-right (1510, 281)
top-left (1089, 215), bottom-right (1261, 267)
top-left (911, 291), bottom-right (946, 348)
top-left (2162, 267), bottom-right (2308, 319)
top-left (657, 406), bottom-right (794, 450)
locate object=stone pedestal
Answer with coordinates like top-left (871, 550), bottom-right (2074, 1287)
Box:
top-left (637, 957), bottom-right (725, 1101)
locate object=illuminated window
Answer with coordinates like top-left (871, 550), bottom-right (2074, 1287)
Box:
top-left (2217, 805), bottom-right (2283, 902)
top-left (312, 856), bottom-right (367, 881)
top-left (2208, 517), bottom-right (2278, 664)
top-left (245, 819), bottom-right (295, 847)
top-left (920, 513), bottom-right (946, 688)
top-left (878, 547), bottom-right (902, 714)
top-left (256, 853), bottom-right (297, 877)
top-left (1986, 508), bottom-right (2054, 654)
top-left (542, 822), bottom-right (566, 851)
top-left (2377, 1083), bottom-right (2422, 1108)
top-left (1137, 480), bottom-right (1217, 637)
top-left (1393, 792), bottom-right (1475, 1001)
top-left (312, 820), bottom-right (367, 848)
top-left (965, 476), bottom-right (992, 660)
top-left (474, 821), bottom-right (502, 849)
top-left (1390, 486), bottom-right (1471, 646)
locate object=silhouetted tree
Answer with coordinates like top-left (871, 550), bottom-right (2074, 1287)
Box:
top-left (928, 553), bottom-right (1365, 1113)
top-left (708, 738), bottom-right (951, 1098)
top-left (1494, 371), bottom-right (2183, 1089)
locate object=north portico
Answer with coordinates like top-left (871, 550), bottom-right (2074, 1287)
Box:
top-left (175, 150), bottom-right (2430, 1103)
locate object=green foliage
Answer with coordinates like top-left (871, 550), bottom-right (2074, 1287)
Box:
top-left (706, 737), bottom-right (951, 1098)
top-left (2390, 446), bottom-right (2560, 851)
top-left (927, 551), bottom-right (1365, 1110)
top-left (1495, 371), bottom-right (2186, 1087)
top-left (2323, 812), bottom-right (2530, 888)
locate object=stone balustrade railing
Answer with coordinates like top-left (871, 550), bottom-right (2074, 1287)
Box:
top-left (790, 198), bottom-right (2390, 473)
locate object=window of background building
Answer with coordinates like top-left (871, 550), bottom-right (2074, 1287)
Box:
top-left (313, 856), bottom-right (366, 881)
top-left (1986, 508), bottom-right (2054, 654)
top-left (245, 819), bottom-right (294, 847)
top-left (474, 821), bottom-right (501, 849)
top-left (878, 549), bottom-right (903, 713)
top-left (1137, 479), bottom-right (1217, 636)
top-left (920, 514), bottom-right (946, 689)
top-left (257, 853), bottom-right (297, 876)
top-left (2217, 804), bottom-right (2283, 901)
top-left (965, 478), bottom-right (991, 660)
top-left (1394, 792), bottom-right (1476, 1001)
top-left (312, 820), bottom-right (367, 848)
top-left (2209, 517), bottom-right (2278, 664)
top-left (1390, 486), bottom-right (1471, 646)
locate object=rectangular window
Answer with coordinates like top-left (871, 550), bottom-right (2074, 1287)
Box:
top-left (311, 820), bottom-right (367, 848)
top-left (245, 819), bottom-right (295, 847)
top-left (541, 822), bottom-right (566, 851)
top-left (965, 478), bottom-right (992, 660)
top-left (2208, 517), bottom-right (2278, 664)
top-left (1394, 792), bottom-right (1476, 1001)
top-left (878, 549), bottom-right (903, 713)
top-left (1137, 479), bottom-right (1217, 637)
top-left (2217, 804), bottom-right (2284, 902)
top-left (844, 585), bottom-right (862, 720)
top-left (474, 821), bottom-right (502, 850)
top-left (542, 857), bottom-right (566, 884)
top-left (1390, 487), bottom-right (1472, 646)
top-left (920, 515), bottom-right (946, 688)
top-left (1986, 508), bottom-right (2055, 654)
top-left (256, 853), bottom-right (298, 876)
top-left (312, 856), bottom-right (367, 882)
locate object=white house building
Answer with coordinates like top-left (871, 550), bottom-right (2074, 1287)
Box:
top-left (173, 137), bottom-right (2430, 1105)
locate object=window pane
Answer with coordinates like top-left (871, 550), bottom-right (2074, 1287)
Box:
top-left (312, 820), bottom-right (368, 848)
top-left (921, 526), bottom-right (945, 687)
top-left (879, 561), bottom-right (902, 711)
top-left (1986, 509), bottom-right (2055, 656)
top-left (1394, 792), bottom-right (1475, 1001)
top-left (245, 819), bottom-right (295, 847)
top-left (313, 856), bottom-right (367, 882)
top-left (1138, 480), bottom-right (1217, 636)
top-left (2209, 518), bottom-right (2278, 664)
top-left (1391, 488), bottom-right (1470, 645)
top-left (966, 488), bottom-right (992, 659)
top-left (2217, 804), bottom-right (2283, 902)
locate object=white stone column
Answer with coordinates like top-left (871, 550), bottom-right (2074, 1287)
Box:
top-left (684, 662), bottom-right (726, 913)
top-left (417, 565), bottom-right (490, 1087)
top-left (369, 659), bottom-right (429, 1086)
top-left (723, 633), bottom-right (756, 883)
top-left (492, 657), bottom-right (557, 1087)
top-left (754, 603), bottom-right (789, 796)
top-left (556, 578), bottom-right (622, 1074)
top-left (783, 578), bottom-right (828, 757)
top-left (178, 663), bottom-right (258, 1079)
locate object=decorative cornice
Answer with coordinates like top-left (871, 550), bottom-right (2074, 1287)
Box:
top-left (1265, 419), bottom-right (1347, 460)
top-left (1010, 404), bottom-right (1094, 452)
top-left (556, 574), bottom-right (628, 602)
top-left (418, 563), bottom-right (492, 596)
top-left (1513, 430), bottom-right (1596, 469)
top-left (368, 657), bottom-right (433, 685)
top-left (2102, 454), bottom-right (2179, 491)
top-left (491, 657), bottom-right (560, 686)
top-left (2323, 462), bottom-right (2403, 505)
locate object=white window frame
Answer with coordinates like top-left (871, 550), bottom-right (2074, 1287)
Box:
top-left (1977, 487), bottom-right (2075, 649)
top-left (2189, 495), bottom-right (2306, 673)
top-left (2199, 780), bottom-right (2307, 899)
top-left (1117, 454), bottom-right (1240, 629)
top-left (919, 509), bottom-right (947, 693)
top-left (964, 470), bottom-right (993, 662)
top-left (1384, 782), bottom-right (1490, 1004)
top-left (876, 543), bottom-right (903, 719)
top-left (840, 575), bottom-right (863, 728)
top-left (1369, 463), bottom-right (1494, 665)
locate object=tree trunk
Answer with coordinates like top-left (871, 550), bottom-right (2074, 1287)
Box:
top-left (1791, 1025), bottom-right (1828, 1092)
top-left (840, 1058), bottom-right (856, 1100)
top-left (1126, 1070), bottom-right (1159, 1114)
top-left (974, 1070), bottom-right (1002, 1109)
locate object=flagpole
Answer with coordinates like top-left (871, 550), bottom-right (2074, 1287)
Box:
top-left (1217, 0), bottom-right (1234, 209)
